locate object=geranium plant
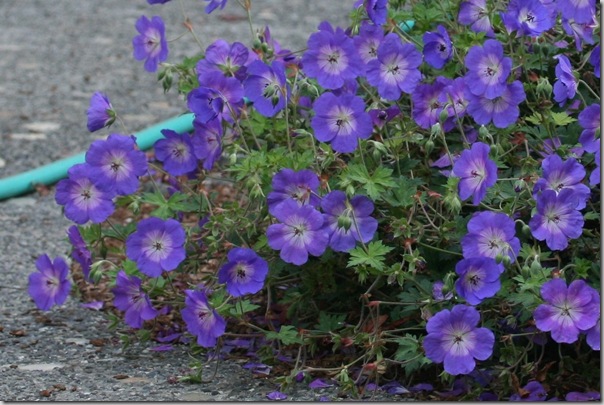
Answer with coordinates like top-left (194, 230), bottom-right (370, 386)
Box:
top-left (31, 0), bottom-right (600, 400)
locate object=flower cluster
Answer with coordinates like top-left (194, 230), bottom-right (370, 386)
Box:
top-left (29, 0), bottom-right (600, 399)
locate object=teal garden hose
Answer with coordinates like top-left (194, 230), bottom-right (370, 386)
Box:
top-left (0, 113), bottom-right (195, 201)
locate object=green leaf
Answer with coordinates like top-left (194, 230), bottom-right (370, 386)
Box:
top-left (265, 325), bottom-right (303, 345)
top-left (550, 111), bottom-right (576, 127)
top-left (314, 312), bottom-right (347, 333)
top-left (229, 300), bottom-right (261, 316)
top-left (342, 164), bottom-right (397, 200)
top-left (347, 241), bottom-right (394, 272)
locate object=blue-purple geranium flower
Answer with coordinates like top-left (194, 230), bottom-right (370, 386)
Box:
top-left (501, 0), bottom-right (554, 37)
top-left (67, 225), bottom-right (92, 280)
top-left (28, 254), bottom-right (71, 311)
top-left (132, 15), bottom-right (168, 72)
top-left (422, 25), bottom-right (453, 69)
top-left (458, 0), bottom-right (494, 36)
top-left (556, 0), bottom-right (596, 24)
top-left (311, 92), bottom-right (373, 153)
top-left (86, 92), bottom-right (115, 132)
top-left (452, 142), bottom-right (498, 205)
top-left (85, 134), bottom-right (148, 196)
top-left (466, 80), bottom-right (526, 128)
top-left (203, 0), bottom-right (227, 14)
top-left (321, 190), bottom-right (378, 252)
top-left (154, 129), bottom-right (198, 176)
top-left (412, 77), bottom-right (453, 131)
top-left (266, 200), bottom-right (329, 265)
top-left (533, 278), bottom-right (600, 344)
top-left (455, 257), bottom-right (504, 305)
top-left (366, 33), bottom-right (423, 100)
top-left (301, 21), bottom-right (364, 90)
top-left (187, 71), bottom-right (244, 124)
top-left (126, 217), bottom-right (186, 277)
top-left (578, 103), bottom-right (600, 153)
top-left (243, 60), bottom-right (290, 117)
top-left (55, 163), bottom-right (116, 224)
top-left (590, 44), bottom-right (600, 78)
top-left (533, 154), bottom-right (590, 210)
top-left (353, 22), bottom-right (385, 72)
top-left (218, 247), bottom-right (268, 297)
top-left (266, 168), bottom-right (321, 215)
top-left (112, 270), bottom-right (158, 329)
top-left (464, 39), bottom-right (512, 99)
top-left (529, 188), bottom-right (584, 251)
top-left (363, 0), bottom-right (388, 25)
top-left (585, 319), bottom-right (600, 351)
top-left (197, 39), bottom-right (251, 80)
top-left (422, 305), bottom-right (494, 375)
top-left (461, 211), bottom-right (520, 263)
top-left (181, 289), bottom-right (226, 347)
top-left (553, 54), bottom-right (577, 107)
top-left (191, 118), bottom-right (223, 171)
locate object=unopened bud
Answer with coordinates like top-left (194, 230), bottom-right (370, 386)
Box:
top-left (438, 108), bottom-right (450, 123)
top-left (425, 139), bottom-right (434, 155)
top-left (430, 122), bottom-right (442, 138)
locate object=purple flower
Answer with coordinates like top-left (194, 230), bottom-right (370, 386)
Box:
top-left (556, 0), bottom-right (596, 24)
top-left (111, 270), bottom-right (158, 329)
top-left (565, 391), bottom-right (601, 401)
top-left (562, 18), bottom-right (596, 51)
top-left (452, 142), bottom-right (498, 205)
top-left (55, 163), bottom-right (116, 224)
top-left (458, 0), bottom-right (494, 36)
top-left (353, 23), bottom-right (385, 72)
top-left (368, 105), bottom-right (400, 128)
top-left (529, 188), bottom-right (584, 251)
top-left (309, 378), bottom-right (334, 389)
top-left (422, 305), bottom-right (494, 375)
top-left (191, 118), bottom-right (223, 171)
top-left (533, 278), bottom-right (600, 344)
top-left (589, 148), bottom-right (600, 186)
top-left (85, 134), bottom-right (148, 196)
top-left (578, 103), bottom-right (600, 153)
top-left (412, 77), bottom-right (453, 131)
top-left (422, 25), bottom-right (453, 69)
top-left (181, 289), bottom-right (226, 347)
top-left (585, 319), bottom-right (600, 350)
top-left (67, 225), bottom-right (92, 280)
top-left (439, 77), bottom-right (470, 124)
top-left (320, 191), bottom-right (378, 252)
top-left (132, 15), bottom-right (168, 72)
top-left (455, 257), bottom-right (504, 305)
top-left (154, 129), bottom-right (198, 176)
top-left (187, 71), bottom-right (244, 124)
top-left (432, 280), bottom-right (453, 301)
top-left (86, 92), bottom-right (115, 132)
top-left (126, 217), bottom-right (186, 277)
top-left (464, 39), bottom-right (512, 99)
top-left (366, 33), bottom-right (423, 100)
top-left (589, 45), bottom-right (600, 77)
top-left (266, 168), bottom-right (321, 215)
top-left (266, 391), bottom-right (288, 401)
top-left (364, 0), bottom-right (388, 25)
top-left (500, 0), bottom-right (554, 37)
top-left (311, 92), bottom-right (373, 153)
top-left (509, 381), bottom-right (548, 401)
top-left (148, 0), bottom-right (171, 4)
top-left (461, 211), bottom-right (520, 263)
top-left (243, 60), bottom-right (289, 117)
top-left (196, 40), bottom-right (252, 80)
top-left (553, 54), bottom-right (577, 107)
top-left (28, 255), bottom-right (71, 311)
top-left (266, 200), bottom-right (329, 265)
top-left (301, 21), bottom-right (363, 90)
top-left (533, 154), bottom-right (590, 210)
top-left (466, 80), bottom-right (526, 128)
top-left (204, 0), bottom-right (227, 14)
top-left (218, 247), bottom-right (268, 297)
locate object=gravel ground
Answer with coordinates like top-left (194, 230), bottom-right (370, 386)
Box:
top-left (0, 1), bottom-right (402, 401)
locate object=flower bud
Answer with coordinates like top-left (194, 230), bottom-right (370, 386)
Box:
top-left (430, 122), bottom-right (442, 138)
top-left (536, 77), bottom-right (552, 98)
top-left (438, 108), bottom-right (450, 123)
top-left (337, 214), bottom-right (353, 231)
top-left (425, 139), bottom-right (434, 155)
